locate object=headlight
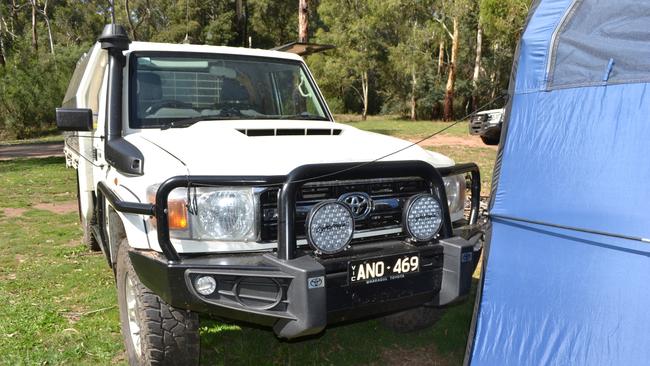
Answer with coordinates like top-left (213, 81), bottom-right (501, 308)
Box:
top-left (403, 193), bottom-right (443, 242)
top-left (306, 201), bottom-right (354, 255)
top-left (443, 174), bottom-right (466, 221)
top-left (195, 189), bottom-right (256, 241)
top-left (147, 185), bottom-right (258, 242)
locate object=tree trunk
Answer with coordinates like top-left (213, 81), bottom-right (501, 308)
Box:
top-left (31, 0), bottom-right (37, 52)
top-left (361, 70), bottom-right (369, 121)
top-left (42, 0), bottom-right (54, 54)
top-left (236, 0), bottom-right (247, 47)
top-left (0, 34), bottom-right (5, 67)
top-left (443, 18), bottom-right (459, 121)
top-left (433, 41), bottom-right (444, 120)
top-left (298, 0), bottom-right (308, 43)
top-left (437, 41), bottom-right (444, 75)
top-left (0, 5), bottom-right (6, 66)
top-left (124, 0), bottom-right (138, 41)
top-left (491, 42), bottom-right (501, 99)
top-left (9, 0), bottom-right (17, 36)
top-left (490, 69), bottom-right (497, 99)
top-left (472, 22), bottom-right (482, 111)
top-left (410, 65), bottom-right (417, 120)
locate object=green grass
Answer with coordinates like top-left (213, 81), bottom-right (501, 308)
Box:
top-left (0, 157), bottom-right (76, 208)
top-left (337, 114), bottom-right (470, 139)
top-left (0, 119), bottom-right (496, 365)
top-left (428, 146), bottom-right (496, 194)
top-left (0, 158), bottom-right (124, 365)
top-left (199, 296), bottom-right (475, 365)
top-left (0, 133), bottom-right (64, 146)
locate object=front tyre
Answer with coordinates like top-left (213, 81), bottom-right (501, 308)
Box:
top-left (480, 135), bottom-right (499, 145)
top-left (116, 239), bottom-right (200, 365)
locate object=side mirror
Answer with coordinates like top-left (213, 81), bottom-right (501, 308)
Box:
top-left (56, 108), bottom-right (93, 131)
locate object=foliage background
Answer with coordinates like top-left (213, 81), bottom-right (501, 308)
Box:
top-left (0, 0), bottom-right (528, 139)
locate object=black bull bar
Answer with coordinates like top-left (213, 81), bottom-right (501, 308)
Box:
top-left (97, 160), bottom-right (480, 263)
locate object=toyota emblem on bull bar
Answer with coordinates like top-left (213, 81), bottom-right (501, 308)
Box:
top-left (338, 192), bottom-right (373, 220)
top-left (308, 276), bottom-right (325, 289)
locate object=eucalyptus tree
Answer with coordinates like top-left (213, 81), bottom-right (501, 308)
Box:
top-left (433, 0), bottom-right (473, 121)
top-left (0, 0), bottom-right (534, 138)
top-left (382, 0), bottom-right (440, 120)
top-left (0, 2), bottom-right (7, 65)
top-left (479, 0), bottom-right (529, 99)
top-left (312, 0), bottom-right (387, 120)
top-left (247, 0), bottom-right (297, 48)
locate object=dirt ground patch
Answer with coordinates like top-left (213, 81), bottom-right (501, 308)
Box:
top-left (63, 239), bottom-right (81, 247)
top-left (111, 351), bottom-right (126, 365)
top-left (410, 135), bottom-right (497, 149)
top-left (3, 208), bottom-right (27, 217)
top-left (0, 142), bottom-right (64, 160)
top-left (33, 201), bottom-right (77, 214)
top-left (377, 345), bottom-right (453, 366)
top-left (0, 272), bottom-right (17, 281)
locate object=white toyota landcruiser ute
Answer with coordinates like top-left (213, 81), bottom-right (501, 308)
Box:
top-left (57, 25), bottom-right (483, 365)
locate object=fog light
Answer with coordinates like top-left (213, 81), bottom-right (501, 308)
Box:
top-left (194, 276), bottom-right (217, 295)
top-left (404, 193), bottom-right (443, 242)
top-left (306, 200), bottom-right (354, 255)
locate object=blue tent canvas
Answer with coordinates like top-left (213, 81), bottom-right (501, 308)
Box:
top-left (466, 0), bottom-right (650, 364)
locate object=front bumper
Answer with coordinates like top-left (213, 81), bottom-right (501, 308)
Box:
top-left (130, 230), bottom-right (482, 339)
top-left (101, 160), bottom-right (483, 339)
top-left (469, 115), bottom-right (501, 137)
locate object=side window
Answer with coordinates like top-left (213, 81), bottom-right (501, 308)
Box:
top-left (271, 69), bottom-right (324, 117)
top-left (96, 66), bottom-right (109, 132)
top-left (548, 0), bottom-right (650, 89)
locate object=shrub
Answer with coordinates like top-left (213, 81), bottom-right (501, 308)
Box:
top-left (0, 45), bottom-right (85, 139)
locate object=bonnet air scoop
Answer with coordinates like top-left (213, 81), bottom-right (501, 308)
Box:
top-left (236, 128), bottom-right (343, 137)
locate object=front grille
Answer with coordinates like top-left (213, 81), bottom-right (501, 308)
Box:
top-left (469, 114), bottom-right (488, 134)
top-left (259, 178), bottom-right (429, 243)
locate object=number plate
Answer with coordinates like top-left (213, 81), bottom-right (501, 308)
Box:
top-left (348, 253), bottom-right (420, 285)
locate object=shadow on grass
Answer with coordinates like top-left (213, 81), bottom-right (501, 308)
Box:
top-left (198, 280), bottom-right (479, 365)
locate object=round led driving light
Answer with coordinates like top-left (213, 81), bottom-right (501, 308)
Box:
top-left (306, 201), bottom-right (354, 255)
top-left (404, 193), bottom-right (443, 242)
top-left (194, 276), bottom-right (217, 296)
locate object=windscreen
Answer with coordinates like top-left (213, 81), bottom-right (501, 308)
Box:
top-left (130, 53), bottom-right (328, 128)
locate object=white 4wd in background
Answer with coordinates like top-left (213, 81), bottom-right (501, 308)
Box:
top-left (57, 25), bottom-right (483, 365)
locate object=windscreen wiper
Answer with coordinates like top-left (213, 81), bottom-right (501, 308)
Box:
top-left (159, 116), bottom-right (238, 130)
top-left (160, 114), bottom-right (329, 129)
top-left (280, 113), bottom-right (329, 121)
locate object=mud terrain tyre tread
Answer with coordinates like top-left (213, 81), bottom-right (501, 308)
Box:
top-left (380, 306), bottom-right (444, 333)
top-left (82, 218), bottom-right (100, 251)
top-left (76, 173), bottom-right (100, 251)
top-left (116, 239), bottom-right (200, 365)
